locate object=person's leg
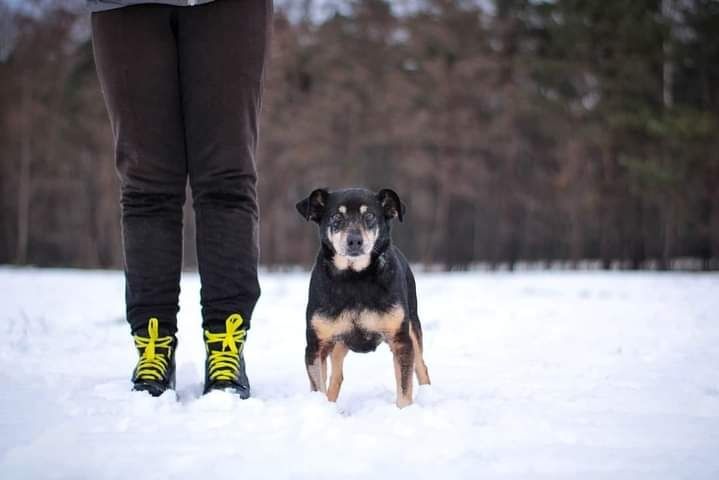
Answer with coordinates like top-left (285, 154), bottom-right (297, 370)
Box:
top-left (177, 0), bottom-right (272, 331)
top-left (92, 6), bottom-right (187, 336)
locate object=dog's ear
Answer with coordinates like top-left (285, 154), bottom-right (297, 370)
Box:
top-left (296, 188), bottom-right (329, 223)
top-left (377, 189), bottom-right (406, 222)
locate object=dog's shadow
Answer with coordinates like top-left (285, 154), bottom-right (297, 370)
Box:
top-left (339, 384), bottom-right (441, 415)
top-left (174, 360), bottom-right (440, 412)
top-left (333, 386), bottom-right (399, 416)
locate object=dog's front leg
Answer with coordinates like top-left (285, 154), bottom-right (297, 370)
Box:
top-left (305, 340), bottom-right (332, 393)
top-left (327, 343), bottom-right (349, 402)
top-left (390, 331), bottom-right (415, 408)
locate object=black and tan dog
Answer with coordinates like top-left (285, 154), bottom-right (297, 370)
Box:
top-left (296, 187), bottom-right (430, 408)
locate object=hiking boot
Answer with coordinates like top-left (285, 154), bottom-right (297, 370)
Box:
top-left (131, 317), bottom-right (177, 397)
top-left (203, 313), bottom-right (250, 399)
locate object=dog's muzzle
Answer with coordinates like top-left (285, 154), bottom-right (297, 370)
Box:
top-left (346, 229), bottom-right (364, 257)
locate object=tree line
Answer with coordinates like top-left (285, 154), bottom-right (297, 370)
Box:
top-left (1, 0), bottom-right (717, 270)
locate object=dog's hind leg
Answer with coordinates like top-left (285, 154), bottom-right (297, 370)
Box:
top-left (390, 331), bottom-right (415, 408)
top-left (409, 321), bottom-right (430, 385)
top-left (327, 343), bottom-right (349, 402)
top-left (406, 267), bottom-right (430, 385)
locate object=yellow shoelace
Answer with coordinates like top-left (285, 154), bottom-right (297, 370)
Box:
top-left (133, 317), bottom-right (173, 381)
top-left (205, 314), bottom-right (247, 382)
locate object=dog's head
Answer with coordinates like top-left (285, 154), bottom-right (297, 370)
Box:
top-left (296, 187), bottom-right (406, 272)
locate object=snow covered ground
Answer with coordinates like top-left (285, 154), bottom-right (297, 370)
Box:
top-left (0, 267), bottom-right (718, 479)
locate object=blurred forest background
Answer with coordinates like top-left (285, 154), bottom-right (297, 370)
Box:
top-left (1, 0), bottom-right (718, 270)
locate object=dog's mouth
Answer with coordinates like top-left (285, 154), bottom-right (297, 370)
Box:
top-left (344, 247), bottom-right (367, 258)
top-left (333, 247), bottom-right (373, 272)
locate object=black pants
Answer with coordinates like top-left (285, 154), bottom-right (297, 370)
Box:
top-left (92, 1), bottom-right (271, 334)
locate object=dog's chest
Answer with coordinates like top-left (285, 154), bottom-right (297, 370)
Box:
top-left (311, 305), bottom-right (405, 348)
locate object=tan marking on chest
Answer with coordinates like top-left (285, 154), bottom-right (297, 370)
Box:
top-left (355, 305), bottom-right (405, 334)
top-left (311, 311), bottom-right (353, 341)
top-left (311, 305), bottom-right (406, 341)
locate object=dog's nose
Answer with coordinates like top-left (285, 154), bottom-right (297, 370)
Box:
top-left (347, 230), bottom-right (363, 252)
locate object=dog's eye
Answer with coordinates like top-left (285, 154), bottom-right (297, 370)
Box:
top-left (364, 212), bottom-right (376, 224)
top-left (330, 214), bottom-right (344, 228)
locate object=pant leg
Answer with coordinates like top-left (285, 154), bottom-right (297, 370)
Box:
top-left (92, 6), bottom-right (187, 335)
top-left (176, 0), bottom-right (272, 329)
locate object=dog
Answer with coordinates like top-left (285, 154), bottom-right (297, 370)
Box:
top-left (296, 187), bottom-right (430, 408)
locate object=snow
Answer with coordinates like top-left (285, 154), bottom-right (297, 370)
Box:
top-left (1, 267), bottom-right (718, 479)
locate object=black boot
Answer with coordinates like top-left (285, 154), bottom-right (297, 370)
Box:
top-left (131, 317), bottom-right (177, 397)
top-left (203, 313), bottom-right (250, 399)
